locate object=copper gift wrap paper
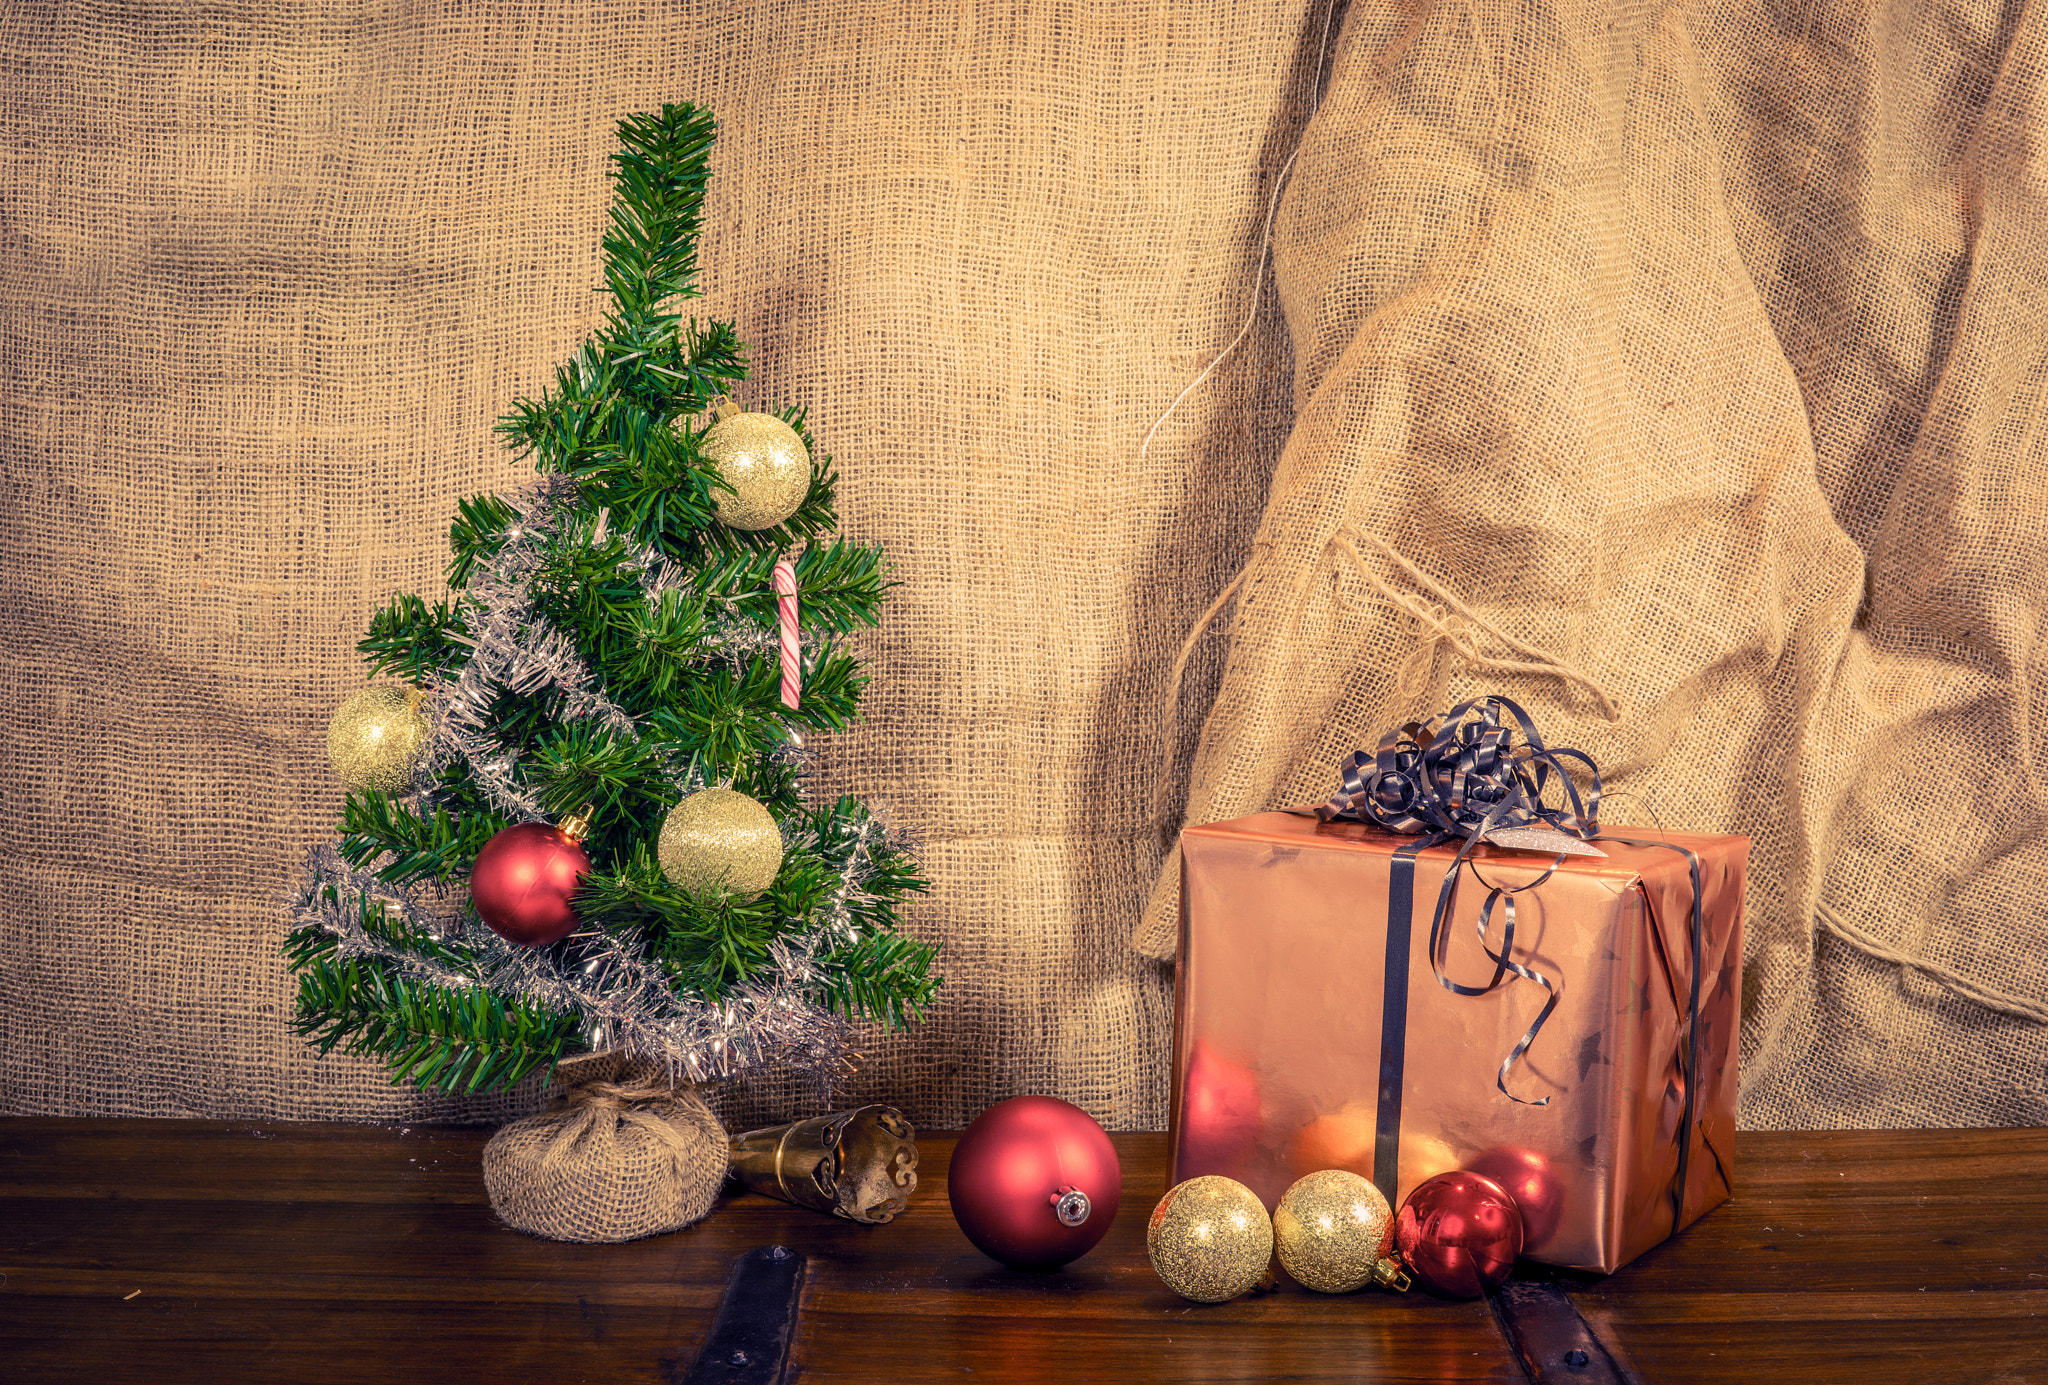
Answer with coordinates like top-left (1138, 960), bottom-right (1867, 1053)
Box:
top-left (1171, 811), bottom-right (1746, 1274)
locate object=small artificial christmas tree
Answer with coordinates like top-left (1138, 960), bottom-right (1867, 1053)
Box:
top-left (286, 103), bottom-right (938, 1096)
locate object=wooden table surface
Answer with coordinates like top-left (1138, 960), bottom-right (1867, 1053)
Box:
top-left (2, 1120), bottom-right (2044, 1384)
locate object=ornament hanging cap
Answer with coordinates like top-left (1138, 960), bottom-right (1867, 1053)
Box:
top-left (559, 804), bottom-right (595, 842)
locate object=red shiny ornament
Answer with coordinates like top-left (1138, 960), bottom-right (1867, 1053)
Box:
top-left (470, 822), bottom-right (592, 947)
top-left (1173, 1042), bottom-right (1262, 1182)
top-left (948, 1096), bottom-right (1122, 1270)
top-left (1468, 1146), bottom-right (1565, 1252)
top-left (1394, 1170), bottom-right (1524, 1298)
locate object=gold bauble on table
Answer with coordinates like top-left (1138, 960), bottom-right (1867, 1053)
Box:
top-left (325, 686), bottom-right (428, 792)
top-left (658, 787), bottom-right (784, 898)
top-left (701, 407), bottom-right (810, 530)
top-left (1272, 1168), bottom-right (1408, 1294)
top-left (1146, 1175), bottom-right (1273, 1303)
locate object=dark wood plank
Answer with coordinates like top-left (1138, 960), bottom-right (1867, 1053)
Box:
top-left (0, 1121), bottom-right (1516, 1385)
top-left (1562, 1128), bottom-right (2048, 1385)
top-left (3, 1121), bottom-right (2045, 1384)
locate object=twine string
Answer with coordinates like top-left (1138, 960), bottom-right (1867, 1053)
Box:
top-left (1328, 527), bottom-right (1624, 723)
top-left (538, 1072), bottom-right (699, 1175)
top-left (1143, 0), bottom-right (1343, 827)
top-left (1149, 550), bottom-right (1265, 826)
top-left (1817, 903), bottom-right (2048, 1023)
top-left (1136, 0), bottom-right (1340, 468)
top-left (1144, 0), bottom-right (1629, 843)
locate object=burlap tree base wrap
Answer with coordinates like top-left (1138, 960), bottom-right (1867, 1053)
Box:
top-left (482, 1054), bottom-right (728, 1244)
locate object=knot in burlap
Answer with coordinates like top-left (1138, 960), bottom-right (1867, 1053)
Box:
top-left (482, 1053), bottom-right (728, 1243)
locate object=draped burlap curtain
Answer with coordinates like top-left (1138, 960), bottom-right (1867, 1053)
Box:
top-left (1137, 0), bottom-right (2048, 1131)
top-left (3, 0), bottom-right (2042, 1130)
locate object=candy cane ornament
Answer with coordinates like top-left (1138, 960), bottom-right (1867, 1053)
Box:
top-left (773, 559), bottom-right (800, 710)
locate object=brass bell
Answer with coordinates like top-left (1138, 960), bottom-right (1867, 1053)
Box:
top-left (727, 1105), bottom-right (919, 1224)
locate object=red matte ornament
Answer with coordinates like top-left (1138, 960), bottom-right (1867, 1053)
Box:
top-left (948, 1095), bottom-right (1122, 1270)
top-left (470, 821), bottom-right (592, 947)
top-left (1394, 1170), bottom-right (1524, 1298)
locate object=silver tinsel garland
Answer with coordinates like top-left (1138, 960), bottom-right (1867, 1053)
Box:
top-left (290, 812), bottom-right (902, 1083)
top-left (296, 473), bottom-right (899, 1086)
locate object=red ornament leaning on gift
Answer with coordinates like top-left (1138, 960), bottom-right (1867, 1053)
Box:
top-left (1395, 1170), bottom-right (1524, 1297)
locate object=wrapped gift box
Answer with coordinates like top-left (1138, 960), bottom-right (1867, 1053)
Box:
top-left (1170, 809), bottom-right (1746, 1274)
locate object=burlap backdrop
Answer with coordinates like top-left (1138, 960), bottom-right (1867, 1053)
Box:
top-left (1135, 0), bottom-right (2048, 1130)
top-left (0, 0), bottom-right (1311, 1126)
top-left (3, 1), bottom-right (2042, 1131)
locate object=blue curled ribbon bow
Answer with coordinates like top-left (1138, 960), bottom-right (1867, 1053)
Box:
top-left (1316, 696), bottom-right (1605, 1107)
top-left (1316, 694), bottom-right (1602, 841)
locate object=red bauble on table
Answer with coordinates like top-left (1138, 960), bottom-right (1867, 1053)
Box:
top-left (1394, 1170), bottom-right (1524, 1298)
top-left (948, 1095), bottom-right (1122, 1270)
top-left (470, 821), bottom-right (592, 947)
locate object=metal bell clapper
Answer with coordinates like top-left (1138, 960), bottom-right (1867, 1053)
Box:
top-left (728, 1105), bottom-right (919, 1224)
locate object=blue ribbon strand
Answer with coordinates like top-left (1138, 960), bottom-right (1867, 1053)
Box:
top-left (1316, 695), bottom-right (1602, 840)
top-left (1318, 696), bottom-right (1601, 1105)
top-left (1317, 694), bottom-right (1714, 1238)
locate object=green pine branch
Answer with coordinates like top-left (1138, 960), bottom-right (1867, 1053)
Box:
top-left (493, 104), bottom-right (742, 492)
top-left (813, 796), bottom-right (930, 928)
top-left (634, 317), bottom-right (747, 414)
top-left (785, 643), bottom-right (870, 733)
top-left (525, 723), bottom-right (678, 840)
top-left (357, 594), bottom-right (466, 682)
top-left (573, 840), bottom-right (795, 1000)
top-left (292, 102), bottom-right (935, 1096)
top-left (791, 540), bottom-right (893, 634)
top-left (801, 799), bottom-right (936, 1025)
top-left (529, 520), bottom-right (664, 644)
top-left (640, 661), bottom-right (801, 784)
top-left (444, 493), bottom-right (524, 592)
top-left (815, 931), bottom-right (943, 1029)
top-left (571, 797), bottom-right (932, 1022)
top-left (665, 538), bottom-right (893, 636)
top-left (284, 890), bottom-right (580, 1092)
top-left (338, 791), bottom-right (505, 884)
top-left (603, 104), bottom-right (716, 318)
top-left (288, 947), bottom-right (579, 1092)
top-left (575, 415), bottom-right (724, 540)
top-left (614, 590), bottom-right (714, 702)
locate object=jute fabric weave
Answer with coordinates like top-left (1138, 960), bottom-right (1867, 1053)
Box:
top-left (482, 1053), bottom-right (728, 1243)
top-left (1137, 0), bottom-right (2048, 1130)
top-left (4, 1), bottom-right (2043, 1132)
top-left (0, 1), bottom-right (1312, 1126)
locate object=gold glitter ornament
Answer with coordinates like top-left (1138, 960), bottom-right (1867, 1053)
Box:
top-left (325, 686), bottom-right (429, 792)
top-left (1146, 1175), bottom-right (1273, 1303)
top-left (701, 400), bottom-right (810, 530)
top-left (658, 787), bottom-right (785, 898)
top-left (1272, 1169), bottom-right (1409, 1294)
